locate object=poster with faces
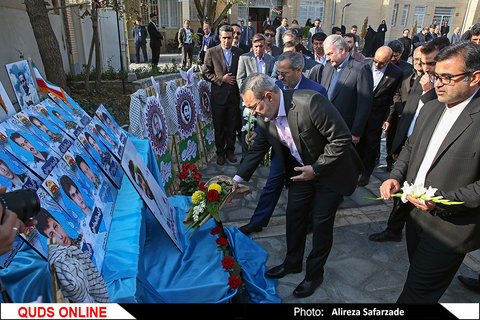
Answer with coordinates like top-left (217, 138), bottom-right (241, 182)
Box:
top-left (0, 122), bottom-right (60, 179)
top-left (10, 111), bottom-right (73, 156)
top-left (5, 60), bottom-right (40, 110)
top-left (0, 151), bottom-right (42, 191)
top-left (121, 137), bottom-right (182, 252)
top-left (94, 104), bottom-right (127, 145)
top-left (62, 140), bottom-right (118, 221)
top-left (38, 99), bottom-right (82, 139)
top-left (88, 117), bottom-right (124, 162)
top-left (36, 188), bottom-right (104, 271)
top-left (41, 162), bottom-right (109, 270)
top-left (48, 93), bottom-right (91, 128)
top-left (77, 128), bottom-right (123, 189)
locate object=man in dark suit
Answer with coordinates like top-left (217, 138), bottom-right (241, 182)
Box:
top-left (198, 23), bottom-right (220, 64)
top-left (380, 41), bottom-right (480, 303)
top-left (238, 52), bottom-right (327, 235)
top-left (384, 40), bottom-right (414, 171)
top-left (369, 37), bottom-right (450, 243)
top-left (234, 72), bottom-right (362, 298)
top-left (357, 46), bottom-right (403, 186)
top-left (132, 19), bottom-right (148, 63)
top-left (399, 29), bottom-right (412, 61)
top-left (321, 34), bottom-right (374, 145)
top-left (147, 13), bottom-right (163, 68)
top-left (275, 17), bottom-right (289, 49)
top-left (412, 27), bottom-right (428, 52)
top-left (263, 25), bottom-right (282, 57)
top-left (178, 19), bottom-right (195, 68)
top-left (202, 25), bottom-right (243, 165)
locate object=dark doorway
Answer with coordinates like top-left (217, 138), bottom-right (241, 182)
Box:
top-left (249, 8), bottom-right (270, 33)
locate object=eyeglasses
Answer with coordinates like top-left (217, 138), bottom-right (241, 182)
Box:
top-left (432, 72), bottom-right (471, 85)
top-left (264, 33), bottom-right (275, 37)
top-left (234, 31), bottom-right (242, 35)
top-left (277, 71), bottom-right (291, 78)
top-left (373, 59), bottom-right (388, 68)
top-left (245, 94), bottom-right (265, 112)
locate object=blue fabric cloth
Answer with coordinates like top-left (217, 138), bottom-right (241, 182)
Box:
top-left (0, 133), bottom-right (280, 303)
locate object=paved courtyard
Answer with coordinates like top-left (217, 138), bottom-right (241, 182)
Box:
top-left (198, 138), bottom-right (480, 303)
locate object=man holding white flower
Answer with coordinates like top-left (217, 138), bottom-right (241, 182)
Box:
top-left (379, 41), bottom-right (480, 303)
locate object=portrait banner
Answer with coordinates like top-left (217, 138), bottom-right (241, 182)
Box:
top-left (144, 96), bottom-right (169, 158)
top-left (39, 99), bottom-right (82, 139)
top-left (175, 86), bottom-right (197, 138)
top-left (197, 80), bottom-right (212, 124)
top-left (5, 60), bottom-right (40, 109)
top-left (121, 138), bottom-right (182, 252)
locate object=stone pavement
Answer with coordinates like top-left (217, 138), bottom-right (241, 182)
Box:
top-left (198, 137), bottom-right (480, 303)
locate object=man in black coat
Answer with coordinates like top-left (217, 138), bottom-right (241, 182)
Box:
top-left (234, 73), bottom-right (362, 298)
top-left (147, 13), bottom-right (164, 68)
top-left (380, 41), bottom-right (480, 303)
top-left (357, 46), bottom-right (403, 186)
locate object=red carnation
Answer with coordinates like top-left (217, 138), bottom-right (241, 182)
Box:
top-left (182, 162), bottom-right (190, 171)
top-left (193, 172), bottom-right (202, 181)
top-left (210, 226), bottom-right (222, 235)
top-left (178, 171), bottom-right (188, 180)
top-left (216, 236), bottom-right (229, 247)
top-left (221, 256), bottom-right (236, 270)
top-left (189, 164), bottom-right (198, 172)
top-left (228, 275), bottom-right (242, 289)
top-left (206, 189), bottom-right (219, 201)
top-left (199, 182), bottom-right (207, 191)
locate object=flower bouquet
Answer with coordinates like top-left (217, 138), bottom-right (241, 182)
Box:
top-left (366, 182), bottom-right (464, 205)
top-left (178, 162), bottom-right (202, 196)
top-left (183, 175), bottom-right (235, 236)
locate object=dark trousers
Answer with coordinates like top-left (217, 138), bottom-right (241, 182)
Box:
top-left (397, 212), bottom-right (465, 303)
top-left (249, 154), bottom-right (285, 226)
top-left (151, 45), bottom-right (160, 66)
top-left (181, 43), bottom-right (194, 68)
top-left (386, 112), bottom-right (399, 165)
top-left (284, 181), bottom-right (343, 281)
top-left (212, 98), bottom-right (238, 157)
top-left (385, 197), bottom-right (408, 234)
top-left (357, 107), bottom-right (388, 176)
top-left (135, 42), bottom-right (148, 63)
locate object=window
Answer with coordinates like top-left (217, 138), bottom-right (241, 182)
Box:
top-left (412, 6), bottom-right (426, 32)
top-left (391, 4), bottom-right (399, 27)
top-left (401, 5), bottom-right (409, 27)
top-left (140, 0), bottom-right (179, 28)
top-left (433, 7), bottom-right (455, 26)
top-left (299, 0), bottom-right (325, 25)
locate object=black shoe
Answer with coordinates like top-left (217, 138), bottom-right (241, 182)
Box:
top-left (227, 153), bottom-right (237, 163)
top-left (293, 277), bottom-right (323, 298)
top-left (369, 229), bottom-right (402, 242)
top-left (216, 155), bottom-right (225, 165)
top-left (358, 175), bottom-right (370, 187)
top-left (265, 263), bottom-right (302, 279)
top-left (238, 223), bottom-right (262, 235)
top-left (458, 276), bottom-right (480, 293)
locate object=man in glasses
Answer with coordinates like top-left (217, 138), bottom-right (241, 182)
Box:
top-left (357, 46), bottom-right (403, 187)
top-left (380, 41), bottom-right (480, 303)
top-left (263, 25), bottom-right (282, 57)
top-left (197, 22), bottom-right (219, 64)
top-left (231, 23), bottom-right (249, 52)
top-left (369, 36), bottom-right (450, 243)
top-left (202, 25), bottom-right (243, 165)
top-left (234, 73), bottom-right (362, 298)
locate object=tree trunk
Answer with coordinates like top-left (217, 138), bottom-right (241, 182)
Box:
top-left (24, 0), bottom-right (68, 90)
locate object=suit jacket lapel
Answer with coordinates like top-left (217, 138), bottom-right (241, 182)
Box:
top-left (430, 91), bottom-right (480, 167)
top-left (284, 90), bottom-right (303, 159)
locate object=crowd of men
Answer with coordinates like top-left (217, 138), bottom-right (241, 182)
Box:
top-left (197, 14), bottom-right (480, 303)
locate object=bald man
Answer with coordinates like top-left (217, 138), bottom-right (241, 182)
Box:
top-left (357, 46), bottom-right (403, 186)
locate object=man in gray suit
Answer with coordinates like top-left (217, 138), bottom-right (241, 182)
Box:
top-left (234, 73), bottom-right (362, 298)
top-left (380, 41), bottom-right (480, 303)
top-left (321, 35), bottom-right (374, 145)
top-left (275, 17), bottom-right (289, 49)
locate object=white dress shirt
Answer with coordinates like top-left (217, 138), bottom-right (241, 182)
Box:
top-left (413, 88), bottom-right (479, 186)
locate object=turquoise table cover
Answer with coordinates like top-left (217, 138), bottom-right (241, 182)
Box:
top-left (0, 133), bottom-right (280, 303)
